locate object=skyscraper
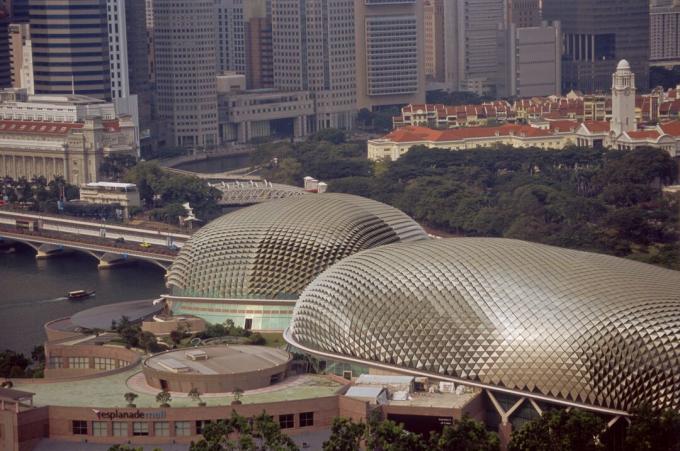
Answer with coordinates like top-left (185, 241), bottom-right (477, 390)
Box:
top-left (153, 0), bottom-right (218, 148)
top-left (355, 0), bottom-right (425, 109)
top-left (650, 0), bottom-right (680, 63)
top-left (543, 0), bottom-right (649, 92)
top-left (496, 22), bottom-right (562, 98)
top-left (455, 0), bottom-right (507, 94)
top-left (106, 0), bottom-right (129, 99)
top-left (424, 0), bottom-right (445, 83)
top-left (509, 0), bottom-right (541, 28)
top-left (29, 0), bottom-right (111, 99)
top-left (0, 2), bottom-right (10, 88)
top-left (215, 0), bottom-right (271, 89)
top-left (272, 0), bottom-right (355, 130)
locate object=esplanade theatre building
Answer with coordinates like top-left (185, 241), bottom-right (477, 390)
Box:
top-left (2, 194), bottom-right (680, 450)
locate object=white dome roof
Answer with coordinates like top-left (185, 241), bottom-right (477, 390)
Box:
top-left (617, 59), bottom-right (631, 71)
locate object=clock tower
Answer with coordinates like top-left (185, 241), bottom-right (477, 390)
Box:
top-left (610, 59), bottom-right (637, 136)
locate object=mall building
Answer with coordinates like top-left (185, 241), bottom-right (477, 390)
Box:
top-left (2, 193), bottom-right (679, 450)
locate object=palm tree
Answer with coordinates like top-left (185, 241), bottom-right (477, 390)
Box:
top-left (231, 387), bottom-right (244, 405)
top-left (156, 389), bottom-right (171, 407)
top-left (123, 392), bottom-right (138, 408)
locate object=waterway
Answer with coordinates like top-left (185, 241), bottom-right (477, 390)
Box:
top-left (0, 245), bottom-right (166, 354)
top-left (173, 153), bottom-right (253, 174)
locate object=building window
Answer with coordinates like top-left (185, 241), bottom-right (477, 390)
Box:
top-left (299, 412), bottom-right (314, 427)
top-left (155, 422), bottom-right (170, 437)
top-left (133, 422), bottom-right (149, 436)
top-left (94, 357), bottom-right (117, 371)
top-left (196, 420), bottom-right (211, 435)
top-left (72, 420), bottom-right (88, 435)
top-left (68, 357), bottom-right (89, 369)
top-left (279, 414), bottom-right (294, 429)
top-left (92, 421), bottom-right (107, 436)
top-left (175, 421), bottom-right (191, 436)
top-left (112, 421), bottom-right (128, 437)
top-left (48, 356), bottom-right (63, 369)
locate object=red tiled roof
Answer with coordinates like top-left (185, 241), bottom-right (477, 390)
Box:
top-left (0, 120), bottom-right (83, 135)
top-left (383, 125), bottom-right (553, 143)
top-left (626, 130), bottom-right (661, 140)
top-left (660, 120), bottom-right (680, 137)
top-left (582, 121), bottom-right (610, 133)
top-left (548, 120), bottom-right (579, 133)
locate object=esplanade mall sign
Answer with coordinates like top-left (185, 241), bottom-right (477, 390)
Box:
top-left (92, 409), bottom-right (167, 420)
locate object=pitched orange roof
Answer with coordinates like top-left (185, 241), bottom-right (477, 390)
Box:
top-left (383, 125), bottom-right (553, 143)
top-left (626, 130), bottom-right (661, 140)
top-left (660, 120), bottom-right (680, 137)
top-left (583, 121), bottom-right (610, 133)
top-left (549, 120), bottom-right (579, 133)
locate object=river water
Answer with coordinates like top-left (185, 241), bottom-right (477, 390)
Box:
top-left (0, 245), bottom-right (166, 354)
top-left (0, 153), bottom-right (254, 356)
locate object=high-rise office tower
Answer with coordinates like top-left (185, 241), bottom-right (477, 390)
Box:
top-left (508, 0), bottom-right (541, 28)
top-left (153, 0), bottom-right (218, 148)
top-left (424, 0), bottom-right (445, 83)
top-left (106, 0), bottom-right (129, 99)
top-left (215, 0), bottom-right (271, 89)
top-left (247, 15), bottom-right (273, 89)
top-left (8, 0), bottom-right (30, 22)
top-left (29, 0), bottom-right (111, 99)
top-left (124, 0), bottom-right (151, 147)
top-left (496, 21), bottom-right (562, 98)
top-left (355, 0), bottom-right (425, 109)
top-left (272, 0), bottom-right (355, 130)
top-left (543, 0), bottom-right (649, 93)
top-left (0, 2), bottom-right (10, 88)
top-left (650, 0), bottom-right (680, 63)
top-left (216, 0), bottom-right (246, 76)
top-left (9, 22), bottom-right (33, 93)
top-left (455, 0), bottom-right (507, 94)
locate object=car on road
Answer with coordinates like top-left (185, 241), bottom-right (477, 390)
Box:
top-left (139, 241), bottom-right (151, 249)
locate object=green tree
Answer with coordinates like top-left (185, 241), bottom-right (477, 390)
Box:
top-left (190, 412), bottom-right (298, 451)
top-left (432, 415), bottom-right (500, 451)
top-left (323, 417), bottom-right (366, 451)
top-left (156, 389), bottom-right (172, 407)
top-left (508, 409), bottom-right (605, 451)
top-left (99, 154), bottom-right (138, 180)
top-left (0, 350), bottom-right (31, 378)
top-left (123, 392), bottom-right (138, 407)
top-left (624, 404), bottom-right (680, 451)
top-left (188, 387), bottom-right (206, 406)
top-left (313, 128), bottom-right (346, 144)
top-left (232, 387), bottom-right (244, 405)
top-left (138, 331), bottom-right (158, 353)
top-left (366, 417), bottom-right (428, 451)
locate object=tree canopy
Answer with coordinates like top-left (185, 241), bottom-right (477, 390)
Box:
top-left (508, 409), bottom-right (605, 451)
top-left (257, 139), bottom-right (680, 270)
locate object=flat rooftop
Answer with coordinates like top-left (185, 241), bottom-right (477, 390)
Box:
top-left (11, 366), bottom-right (343, 408)
top-left (388, 391), bottom-right (479, 410)
top-left (70, 299), bottom-right (164, 330)
top-left (145, 345), bottom-right (291, 375)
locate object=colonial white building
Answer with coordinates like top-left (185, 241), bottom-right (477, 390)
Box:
top-left (369, 60), bottom-right (680, 161)
top-left (0, 89), bottom-right (138, 184)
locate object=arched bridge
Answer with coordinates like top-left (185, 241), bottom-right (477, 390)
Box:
top-left (0, 210), bottom-right (188, 270)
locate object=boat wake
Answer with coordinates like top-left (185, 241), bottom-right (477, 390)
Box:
top-left (0, 296), bottom-right (69, 309)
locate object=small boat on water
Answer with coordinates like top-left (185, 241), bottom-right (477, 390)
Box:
top-left (68, 290), bottom-right (96, 300)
